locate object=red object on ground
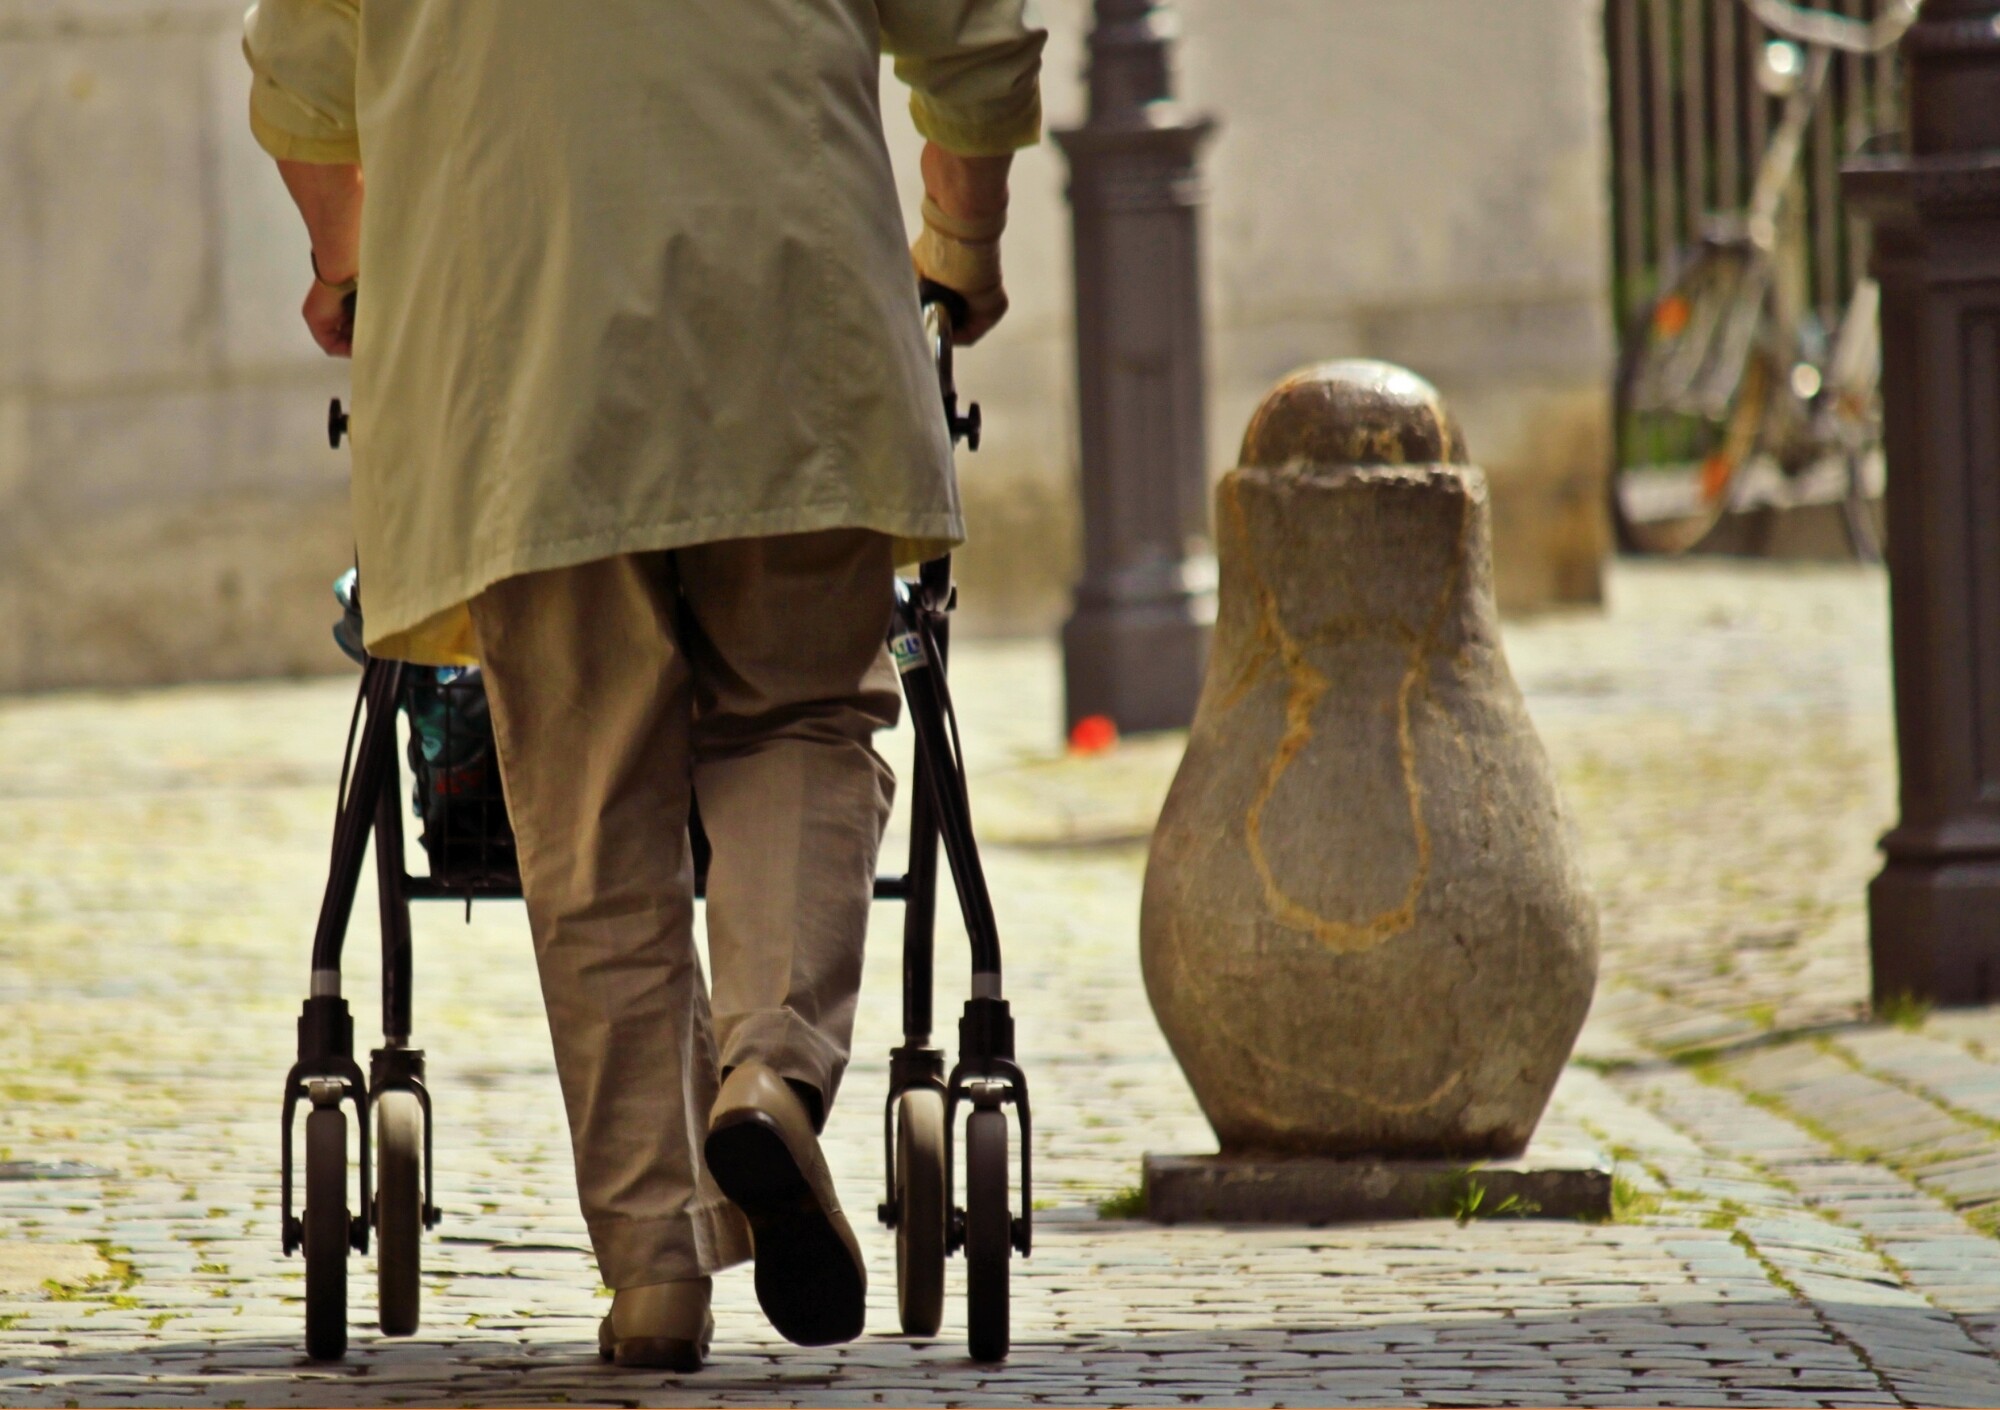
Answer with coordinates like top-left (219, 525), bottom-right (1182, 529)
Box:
top-left (1069, 714), bottom-right (1120, 756)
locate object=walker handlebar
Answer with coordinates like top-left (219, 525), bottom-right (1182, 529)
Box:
top-left (919, 278), bottom-right (971, 334)
top-left (919, 280), bottom-right (982, 452)
top-left (329, 281), bottom-right (983, 454)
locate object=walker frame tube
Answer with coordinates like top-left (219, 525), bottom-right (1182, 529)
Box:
top-left (280, 284), bottom-right (1032, 1309)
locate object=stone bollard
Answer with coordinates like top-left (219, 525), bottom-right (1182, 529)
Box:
top-left (1141, 361), bottom-right (1599, 1173)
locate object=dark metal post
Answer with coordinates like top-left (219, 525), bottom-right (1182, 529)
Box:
top-left (1055, 0), bottom-right (1217, 735)
top-left (1846, 0), bottom-right (2000, 1004)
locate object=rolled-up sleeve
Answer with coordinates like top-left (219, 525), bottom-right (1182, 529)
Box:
top-left (880, 0), bottom-right (1047, 157)
top-left (242, 0), bottom-right (361, 164)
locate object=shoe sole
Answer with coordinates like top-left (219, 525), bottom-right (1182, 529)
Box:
top-left (602, 1337), bottom-right (706, 1372)
top-left (705, 1114), bottom-right (866, 1347)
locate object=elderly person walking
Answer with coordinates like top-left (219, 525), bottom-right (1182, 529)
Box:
top-left (244, 0), bottom-right (1044, 1371)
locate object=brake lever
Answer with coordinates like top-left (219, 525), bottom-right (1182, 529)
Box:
top-left (919, 280), bottom-right (982, 451)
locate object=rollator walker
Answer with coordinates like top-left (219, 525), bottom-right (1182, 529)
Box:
top-left (278, 287), bottom-right (1032, 1365)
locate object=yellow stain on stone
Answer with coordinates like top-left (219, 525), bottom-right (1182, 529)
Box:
top-left (1222, 472), bottom-right (1474, 955)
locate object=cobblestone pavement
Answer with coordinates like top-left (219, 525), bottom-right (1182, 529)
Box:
top-left (9, 561), bottom-right (2000, 1405)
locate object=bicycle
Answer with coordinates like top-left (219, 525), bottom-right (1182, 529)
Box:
top-left (1610, 0), bottom-right (1920, 559)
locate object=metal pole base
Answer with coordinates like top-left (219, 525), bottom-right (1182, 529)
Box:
top-left (1843, 2), bottom-right (2000, 1009)
top-left (1870, 859), bottom-right (2000, 1007)
top-left (1061, 601), bottom-right (1210, 736)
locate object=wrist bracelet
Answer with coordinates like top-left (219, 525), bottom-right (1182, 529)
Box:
top-left (311, 249), bottom-right (359, 297)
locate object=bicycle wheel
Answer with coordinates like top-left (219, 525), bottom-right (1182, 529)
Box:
top-left (1842, 447), bottom-right (1887, 565)
top-left (895, 1088), bottom-right (948, 1338)
top-left (964, 1108), bottom-right (1010, 1363)
top-left (1613, 248), bottom-right (1777, 555)
top-left (375, 1090), bottom-right (424, 1336)
top-left (304, 1107), bottom-right (350, 1361)
top-left (1825, 279), bottom-right (1886, 565)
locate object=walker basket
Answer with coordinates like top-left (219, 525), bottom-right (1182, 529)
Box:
top-left (399, 667), bottom-right (517, 888)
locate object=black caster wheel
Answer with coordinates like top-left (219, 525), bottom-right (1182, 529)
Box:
top-left (375, 1090), bottom-right (423, 1336)
top-left (895, 1088), bottom-right (948, 1337)
top-left (964, 1107), bottom-right (1010, 1363)
top-left (303, 1107), bottom-right (350, 1361)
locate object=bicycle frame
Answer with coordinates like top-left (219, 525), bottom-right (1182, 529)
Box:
top-left (1675, 42), bottom-right (1832, 419)
top-left (1613, 0), bottom-right (1904, 558)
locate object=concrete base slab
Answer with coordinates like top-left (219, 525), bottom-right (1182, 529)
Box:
top-left (1143, 1146), bottom-right (1614, 1225)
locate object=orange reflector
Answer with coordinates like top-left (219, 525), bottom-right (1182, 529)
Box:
top-left (1700, 454), bottom-right (1733, 502)
top-left (1069, 714), bottom-right (1119, 756)
top-left (1655, 296), bottom-right (1691, 339)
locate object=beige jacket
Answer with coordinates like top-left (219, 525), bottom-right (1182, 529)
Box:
top-left (245, 0), bottom-right (1045, 664)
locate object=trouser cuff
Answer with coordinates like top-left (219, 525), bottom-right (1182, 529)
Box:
top-left (719, 1008), bottom-right (851, 1113)
top-left (587, 1199), bottom-right (751, 1289)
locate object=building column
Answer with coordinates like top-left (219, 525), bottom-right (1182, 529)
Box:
top-left (1054, 0), bottom-right (1217, 735)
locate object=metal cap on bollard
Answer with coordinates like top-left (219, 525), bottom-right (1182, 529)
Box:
top-left (1239, 360), bottom-right (1469, 471)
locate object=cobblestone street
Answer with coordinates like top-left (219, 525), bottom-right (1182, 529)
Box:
top-left (10, 561), bottom-right (2000, 1406)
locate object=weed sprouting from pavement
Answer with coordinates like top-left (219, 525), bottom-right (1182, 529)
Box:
top-left (1096, 1185), bottom-right (1146, 1220)
top-left (1965, 1203), bottom-right (2000, 1237)
top-left (1611, 1173), bottom-right (1662, 1223)
top-left (1874, 991), bottom-right (1932, 1031)
top-left (1569, 1055), bottom-right (1642, 1077)
top-left (1433, 1169), bottom-right (1540, 1226)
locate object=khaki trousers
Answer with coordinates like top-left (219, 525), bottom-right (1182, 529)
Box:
top-left (469, 531), bottom-right (901, 1288)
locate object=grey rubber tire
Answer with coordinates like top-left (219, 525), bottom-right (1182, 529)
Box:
top-left (375, 1090), bottom-right (423, 1337)
top-left (304, 1107), bottom-right (349, 1361)
top-left (895, 1088), bottom-right (948, 1338)
top-left (964, 1108), bottom-right (1010, 1363)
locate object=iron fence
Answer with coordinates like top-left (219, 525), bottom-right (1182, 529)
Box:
top-left (1605, 0), bottom-right (1905, 343)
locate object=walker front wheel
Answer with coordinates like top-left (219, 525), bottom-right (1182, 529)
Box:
top-left (894, 1088), bottom-right (947, 1338)
top-left (964, 1107), bottom-right (1010, 1363)
top-left (303, 1107), bottom-right (350, 1361)
top-left (375, 1090), bottom-right (424, 1336)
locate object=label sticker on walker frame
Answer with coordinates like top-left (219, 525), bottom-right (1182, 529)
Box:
top-left (890, 629), bottom-right (925, 674)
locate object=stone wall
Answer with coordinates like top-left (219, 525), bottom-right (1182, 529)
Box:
top-left (1, 0), bottom-right (354, 693)
top-left (0, 0), bottom-right (1613, 692)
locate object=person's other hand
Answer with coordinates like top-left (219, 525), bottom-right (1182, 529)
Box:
top-left (303, 278), bottom-right (356, 358)
top-left (915, 145), bottom-right (1012, 346)
top-left (276, 161), bottom-right (363, 357)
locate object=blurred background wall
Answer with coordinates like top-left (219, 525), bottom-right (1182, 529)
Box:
top-left (0, 0), bottom-right (1613, 693)
top-left (1, 0), bottom-right (354, 693)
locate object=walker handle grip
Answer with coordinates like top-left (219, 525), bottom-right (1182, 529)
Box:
top-left (917, 281), bottom-right (981, 452)
top-left (919, 279), bottom-right (972, 337)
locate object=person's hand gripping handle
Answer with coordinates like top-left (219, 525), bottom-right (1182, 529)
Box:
top-left (911, 144), bottom-right (1013, 346)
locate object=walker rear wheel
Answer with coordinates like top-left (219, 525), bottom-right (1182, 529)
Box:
top-left (375, 1090), bottom-right (423, 1336)
top-left (303, 1107), bottom-right (350, 1361)
top-left (894, 1088), bottom-right (947, 1338)
top-left (964, 1107), bottom-right (1010, 1363)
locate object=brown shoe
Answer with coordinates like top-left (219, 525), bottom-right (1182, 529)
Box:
top-left (596, 1277), bottom-right (713, 1371)
top-left (704, 1063), bottom-right (866, 1346)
